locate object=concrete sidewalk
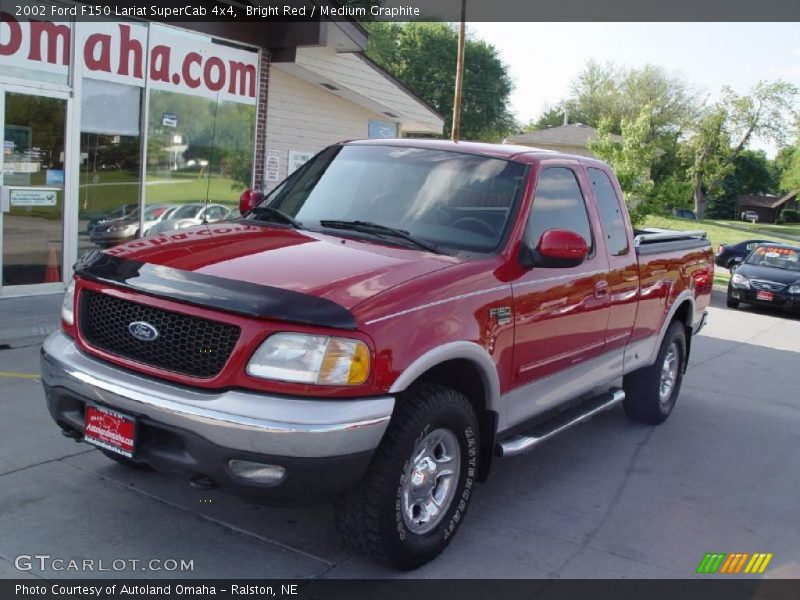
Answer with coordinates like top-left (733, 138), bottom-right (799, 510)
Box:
top-left (0, 292), bottom-right (63, 349)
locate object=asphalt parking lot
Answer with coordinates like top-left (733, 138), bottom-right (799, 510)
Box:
top-left (1, 290), bottom-right (799, 580)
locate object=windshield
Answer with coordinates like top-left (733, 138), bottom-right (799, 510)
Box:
top-left (745, 245), bottom-right (800, 271)
top-left (172, 205), bottom-right (204, 219)
top-left (263, 145), bottom-right (527, 253)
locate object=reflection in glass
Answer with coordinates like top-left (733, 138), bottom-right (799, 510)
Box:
top-left (145, 90), bottom-right (255, 226)
top-left (79, 80), bottom-right (142, 253)
top-left (2, 93), bottom-right (65, 286)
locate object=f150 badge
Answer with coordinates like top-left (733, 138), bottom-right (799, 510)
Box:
top-left (489, 306), bottom-right (512, 326)
top-left (128, 321), bottom-right (159, 342)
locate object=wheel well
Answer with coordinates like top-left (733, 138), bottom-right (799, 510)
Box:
top-left (414, 359), bottom-right (497, 482)
top-left (671, 299), bottom-right (694, 369)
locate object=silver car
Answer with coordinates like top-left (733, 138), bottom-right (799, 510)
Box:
top-left (147, 203), bottom-right (233, 235)
top-left (89, 204), bottom-right (179, 247)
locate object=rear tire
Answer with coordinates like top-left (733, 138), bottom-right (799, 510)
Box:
top-left (623, 321), bottom-right (687, 425)
top-left (336, 383), bottom-right (479, 570)
top-left (726, 297), bottom-right (740, 309)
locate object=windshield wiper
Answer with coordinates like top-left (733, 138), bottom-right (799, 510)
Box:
top-left (319, 220), bottom-right (442, 254)
top-left (245, 206), bottom-right (304, 229)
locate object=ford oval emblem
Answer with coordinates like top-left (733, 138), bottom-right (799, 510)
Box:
top-left (128, 321), bottom-right (159, 342)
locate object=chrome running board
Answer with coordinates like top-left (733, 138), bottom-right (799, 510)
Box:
top-left (497, 388), bottom-right (626, 458)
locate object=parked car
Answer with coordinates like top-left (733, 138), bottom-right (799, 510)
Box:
top-left (715, 239), bottom-right (773, 269)
top-left (89, 204), bottom-right (178, 247)
top-left (43, 140), bottom-right (713, 569)
top-left (741, 210), bottom-right (759, 223)
top-left (85, 204), bottom-right (137, 234)
top-left (146, 202), bottom-right (232, 234)
top-left (672, 208), bottom-right (696, 220)
top-left (727, 243), bottom-right (800, 312)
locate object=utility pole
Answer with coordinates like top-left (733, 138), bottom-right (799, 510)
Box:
top-left (450, 0), bottom-right (466, 142)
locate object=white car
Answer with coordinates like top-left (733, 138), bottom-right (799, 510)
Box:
top-left (147, 203), bottom-right (233, 235)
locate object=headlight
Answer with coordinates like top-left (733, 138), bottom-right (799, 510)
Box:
top-left (789, 284), bottom-right (800, 295)
top-left (731, 273), bottom-right (750, 289)
top-left (247, 333), bottom-right (370, 385)
top-left (61, 279), bottom-right (76, 325)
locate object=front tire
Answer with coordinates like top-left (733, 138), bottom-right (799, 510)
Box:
top-left (726, 297), bottom-right (740, 309)
top-left (336, 383), bottom-right (479, 570)
top-left (623, 321), bottom-right (687, 425)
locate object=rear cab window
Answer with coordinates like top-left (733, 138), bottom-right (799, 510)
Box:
top-left (588, 167), bottom-right (629, 257)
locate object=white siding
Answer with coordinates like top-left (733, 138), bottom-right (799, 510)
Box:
top-left (264, 67), bottom-right (387, 190)
top-left (295, 48), bottom-right (442, 133)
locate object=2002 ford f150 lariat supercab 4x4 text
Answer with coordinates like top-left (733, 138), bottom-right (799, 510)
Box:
top-left (42, 139), bottom-right (713, 568)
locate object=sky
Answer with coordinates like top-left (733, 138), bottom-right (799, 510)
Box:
top-left (468, 22), bottom-right (800, 156)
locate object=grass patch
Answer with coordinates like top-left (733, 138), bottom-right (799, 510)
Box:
top-left (716, 220), bottom-right (800, 240)
top-left (78, 174), bottom-right (242, 217)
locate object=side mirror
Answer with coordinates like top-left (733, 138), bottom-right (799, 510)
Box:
top-left (730, 257), bottom-right (743, 271)
top-left (519, 228), bottom-right (589, 269)
top-left (239, 189), bottom-right (263, 215)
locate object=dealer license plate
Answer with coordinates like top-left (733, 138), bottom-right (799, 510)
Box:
top-left (84, 404), bottom-right (136, 457)
top-left (756, 291), bottom-right (774, 302)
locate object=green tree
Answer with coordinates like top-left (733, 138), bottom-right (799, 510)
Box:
top-left (528, 61), bottom-right (698, 204)
top-left (538, 62), bottom-right (697, 139)
top-left (366, 22), bottom-right (515, 141)
top-left (772, 145), bottom-right (795, 193)
top-left (688, 81), bottom-right (798, 219)
top-left (707, 150), bottom-right (779, 218)
top-left (779, 139), bottom-right (800, 192)
top-left (589, 107), bottom-right (660, 226)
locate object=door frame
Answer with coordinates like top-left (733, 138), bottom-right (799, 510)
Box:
top-left (0, 83), bottom-right (75, 298)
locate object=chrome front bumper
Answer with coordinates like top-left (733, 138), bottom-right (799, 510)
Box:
top-left (40, 331), bottom-right (394, 459)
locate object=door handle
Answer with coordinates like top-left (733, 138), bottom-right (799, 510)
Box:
top-left (594, 280), bottom-right (609, 299)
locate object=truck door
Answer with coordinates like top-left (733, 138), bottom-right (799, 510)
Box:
top-left (509, 165), bottom-right (611, 424)
top-left (586, 167), bottom-right (639, 353)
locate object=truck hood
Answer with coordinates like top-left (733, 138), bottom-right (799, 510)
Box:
top-left (105, 223), bottom-right (460, 311)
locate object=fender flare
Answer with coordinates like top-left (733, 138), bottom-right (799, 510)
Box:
top-left (647, 290), bottom-right (695, 366)
top-left (388, 341), bottom-right (502, 414)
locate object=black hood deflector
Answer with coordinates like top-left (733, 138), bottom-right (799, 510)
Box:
top-left (75, 251), bottom-right (357, 330)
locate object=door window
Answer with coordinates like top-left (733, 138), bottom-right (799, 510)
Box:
top-left (527, 167), bottom-right (593, 251)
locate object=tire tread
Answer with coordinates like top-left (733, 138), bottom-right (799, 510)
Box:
top-left (336, 382), bottom-right (476, 567)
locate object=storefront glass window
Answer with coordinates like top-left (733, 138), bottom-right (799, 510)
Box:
top-left (2, 92), bottom-right (66, 285)
top-left (78, 79), bottom-right (142, 251)
top-left (144, 90), bottom-right (255, 235)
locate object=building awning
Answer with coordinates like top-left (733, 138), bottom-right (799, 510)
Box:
top-left (275, 47), bottom-right (444, 135)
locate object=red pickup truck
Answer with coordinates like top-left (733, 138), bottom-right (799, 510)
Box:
top-left (42, 139), bottom-right (712, 569)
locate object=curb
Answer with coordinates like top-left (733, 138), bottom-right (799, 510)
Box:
top-left (0, 323), bottom-right (60, 349)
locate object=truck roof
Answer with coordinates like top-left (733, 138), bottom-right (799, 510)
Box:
top-left (345, 138), bottom-right (602, 164)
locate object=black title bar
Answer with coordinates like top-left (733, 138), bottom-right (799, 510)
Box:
top-left (2, 0), bottom-right (800, 22)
